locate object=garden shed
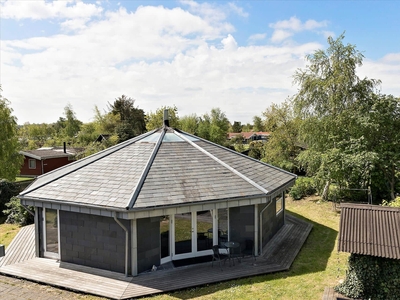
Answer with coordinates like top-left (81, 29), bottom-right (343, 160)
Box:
top-left (19, 118), bottom-right (296, 276)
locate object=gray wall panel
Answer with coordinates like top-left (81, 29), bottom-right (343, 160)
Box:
top-left (137, 217), bottom-right (160, 273)
top-left (59, 211), bottom-right (130, 273)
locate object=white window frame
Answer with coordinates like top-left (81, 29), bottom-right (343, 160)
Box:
top-left (276, 194), bottom-right (283, 215)
top-left (28, 159), bottom-right (36, 169)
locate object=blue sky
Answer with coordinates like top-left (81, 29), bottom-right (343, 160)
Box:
top-left (1, 0), bottom-right (399, 125)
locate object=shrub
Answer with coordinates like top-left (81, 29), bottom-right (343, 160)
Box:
top-left (382, 196), bottom-right (400, 207)
top-left (0, 180), bottom-right (19, 220)
top-left (335, 254), bottom-right (400, 300)
top-left (289, 177), bottom-right (317, 200)
top-left (3, 196), bottom-right (34, 226)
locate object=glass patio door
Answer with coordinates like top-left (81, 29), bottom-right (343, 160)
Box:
top-left (172, 211), bottom-right (214, 260)
top-left (43, 208), bottom-right (60, 259)
top-left (174, 212), bottom-right (193, 258)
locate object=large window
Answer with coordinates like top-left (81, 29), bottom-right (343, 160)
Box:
top-left (276, 194), bottom-right (283, 215)
top-left (29, 159), bottom-right (36, 169)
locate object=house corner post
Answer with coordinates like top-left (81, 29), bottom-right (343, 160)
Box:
top-left (35, 207), bottom-right (40, 257)
top-left (131, 219), bottom-right (138, 276)
top-left (254, 204), bottom-right (259, 256)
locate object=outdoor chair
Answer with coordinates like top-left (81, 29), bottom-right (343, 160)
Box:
top-left (211, 245), bottom-right (227, 270)
top-left (241, 239), bottom-right (256, 261)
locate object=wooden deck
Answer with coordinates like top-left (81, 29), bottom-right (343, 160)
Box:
top-left (0, 224), bottom-right (35, 267)
top-left (0, 214), bottom-right (312, 299)
top-left (322, 287), bottom-right (353, 300)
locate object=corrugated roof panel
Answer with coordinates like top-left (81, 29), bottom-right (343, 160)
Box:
top-left (338, 203), bottom-right (400, 259)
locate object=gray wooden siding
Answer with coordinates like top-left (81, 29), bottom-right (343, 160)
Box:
top-left (229, 205), bottom-right (255, 246)
top-left (137, 217), bottom-right (161, 273)
top-left (59, 211), bottom-right (130, 273)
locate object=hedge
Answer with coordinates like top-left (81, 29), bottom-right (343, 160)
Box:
top-left (335, 253), bottom-right (400, 299)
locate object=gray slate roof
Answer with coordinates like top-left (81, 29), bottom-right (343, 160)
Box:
top-left (20, 127), bottom-right (296, 211)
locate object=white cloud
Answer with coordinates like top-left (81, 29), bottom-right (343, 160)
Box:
top-left (248, 33), bottom-right (267, 44)
top-left (228, 2), bottom-right (249, 18)
top-left (2, 3), bottom-right (397, 128)
top-left (360, 55), bottom-right (400, 96)
top-left (271, 30), bottom-right (293, 43)
top-left (0, 0), bottom-right (103, 20)
top-left (269, 16), bottom-right (328, 43)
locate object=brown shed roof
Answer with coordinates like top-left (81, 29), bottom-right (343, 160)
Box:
top-left (338, 203), bottom-right (400, 259)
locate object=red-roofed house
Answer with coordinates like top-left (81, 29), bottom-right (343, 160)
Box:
top-left (227, 132), bottom-right (270, 143)
top-left (19, 145), bottom-right (83, 177)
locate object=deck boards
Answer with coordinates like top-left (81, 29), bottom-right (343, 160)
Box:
top-left (0, 224), bottom-right (35, 267)
top-left (0, 214), bottom-right (312, 299)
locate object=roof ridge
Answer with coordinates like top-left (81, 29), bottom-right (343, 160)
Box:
top-left (20, 129), bottom-right (158, 197)
top-left (176, 129), bottom-right (296, 178)
top-left (125, 127), bottom-right (167, 210)
top-left (174, 130), bottom-right (270, 195)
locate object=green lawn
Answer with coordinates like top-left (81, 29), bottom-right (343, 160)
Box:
top-left (0, 223), bottom-right (20, 247)
top-left (0, 196), bottom-right (349, 299)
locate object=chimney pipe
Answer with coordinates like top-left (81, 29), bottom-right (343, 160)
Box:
top-left (63, 142), bottom-right (66, 153)
top-left (163, 109), bottom-right (169, 127)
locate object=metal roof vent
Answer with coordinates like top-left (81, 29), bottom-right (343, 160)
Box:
top-left (163, 109), bottom-right (169, 127)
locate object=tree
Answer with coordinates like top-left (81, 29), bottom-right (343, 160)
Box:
top-left (293, 33), bottom-right (381, 200)
top-left (197, 108), bottom-right (230, 146)
top-left (180, 114), bottom-right (199, 134)
top-left (262, 101), bottom-right (302, 172)
top-left (63, 103), bottom-right (82, 138)
top-left (109, 95), bottom-right (146, 142)
top-left (252, 116), bottom-right (265, 132)
top-left (0, 87), bottom-right (23, 181)
top-left (231, 121), bottom-right (242, 133)
top-left (146, 105), bottom-right (179, 130)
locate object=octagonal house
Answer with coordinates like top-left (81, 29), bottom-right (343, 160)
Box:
top-left (19, 119), bottom-right (296, 276)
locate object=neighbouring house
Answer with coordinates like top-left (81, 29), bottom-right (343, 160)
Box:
top-left (228, 131), bottom-right (270, 143)
top-left (338, 203), bottom-right (400, 259)
top-left (19, 144), bottom-right (84, 177)
top-left (19, 116), bottom-right (296, 276)
top-left (94, 134), bottom-right (111, 143)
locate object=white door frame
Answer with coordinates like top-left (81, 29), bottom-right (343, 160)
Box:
top-left (43, 208), bottom-right (60, 259)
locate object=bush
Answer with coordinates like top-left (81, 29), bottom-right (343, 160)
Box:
top-left (3, 196), bottom-right (34, 226)
top-left (382, 196), bottom-right (400, 207)
top-left (289, 177), bottom-right (317, 200)
top-left (335, 254), bottom-right (400, 300)
top-left (0, 180), bottom-right (19, 221)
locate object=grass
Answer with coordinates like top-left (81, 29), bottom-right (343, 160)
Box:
top-left (0, 223), bottom-right (20, 247)
top-left (0, 196), bottom-right (349, 299)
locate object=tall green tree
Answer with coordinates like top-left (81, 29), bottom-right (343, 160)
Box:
top-left (180, 114), bottom-right (199, 134)
top-left (197, 108), bottom-right (230, 145)
top-left (262, 101), bottom-right (302, 172)
top-left (109, 95), bottom-right (146, 142)
top-left (252, 116), bottom-right (265, 132)
top-left (293, 33), bottom-right (381, 200)
top-left (231, 121), bottom-right (242, 133)
top-left (0, 88), bottom-right (23, 180)
top-left (63, 103), bottom-right (82, 138)
top-left (146, 105), bottom-right (179, 130)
